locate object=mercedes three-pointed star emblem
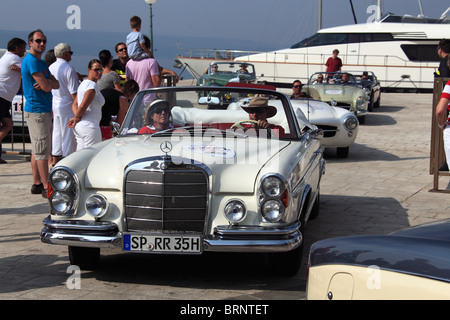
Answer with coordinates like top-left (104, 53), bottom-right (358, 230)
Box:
top-left (160, 141), bottom-right (172, 154)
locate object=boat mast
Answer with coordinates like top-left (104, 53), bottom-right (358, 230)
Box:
top-left (377, 0), bottom-right (382, 21)
top-left (318, 0), bottom-right (383, 29)
top-left (349, 0), bottom-right (357, 24)
top-left (318, 0), bottom-right (322, 30)
top-left (417, 0), bottom-right (424, 18)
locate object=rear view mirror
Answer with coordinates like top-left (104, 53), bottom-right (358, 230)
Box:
top-left (198, 96), bottom-right (220, 105)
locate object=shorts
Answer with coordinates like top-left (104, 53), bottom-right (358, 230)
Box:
top-left (444, 126), bottom-right (450, 166)
top-left (24, 112), bottom-right (52, 160)
top-left (0, 97), bottom-right (12, 120)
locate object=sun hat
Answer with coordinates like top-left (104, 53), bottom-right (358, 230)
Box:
top-left (145, 100), bottom-right (171, 124)
top-left (242, 96), bottom-right (277, 118)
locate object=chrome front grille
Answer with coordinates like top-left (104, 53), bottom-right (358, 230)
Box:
top-left (316, 125), bottom-right (337, 138)
top-left (125, 166), bottom-right (208, 233)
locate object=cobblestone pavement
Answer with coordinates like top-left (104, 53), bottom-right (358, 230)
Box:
top-left (0, 92), bottom-right (449, 300)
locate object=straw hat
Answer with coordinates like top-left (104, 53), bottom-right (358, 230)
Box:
top-left (242, 96), bottom-right (277, 118)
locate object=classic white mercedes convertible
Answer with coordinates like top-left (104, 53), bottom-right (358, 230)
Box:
top-left (291, 98), bottom-right (358, 158)
top-left (41, 86), bottom-right (325, 276)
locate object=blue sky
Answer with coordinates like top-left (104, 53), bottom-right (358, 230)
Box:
top-left (0, 0), bottom-right (448, 75)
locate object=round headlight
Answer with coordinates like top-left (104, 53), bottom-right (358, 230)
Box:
top-left (356, 96), bottom-right (366, 110)
top-left (262, 200), bottom-right (285, 222)
top-left (344, 117), bottom-right (358, 130)
top-left (50, 169), bottom-right (74, 191)
top-left (224, 200), bottom-right (246, 223)
top-left (50, 192), bottom-right (74, 215)
top-left (86, 194), bottom-right (108, 219)
top-left (261, 176), bottom-right (285, 197)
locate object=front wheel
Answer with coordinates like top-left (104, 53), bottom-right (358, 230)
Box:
top-left (268, 243), bottom-right (303, 277)
top-left (368, 93), bottom-right (374, 112)
top-left (336, 147), bottom-right (349, 158)
top-left (68, 246), bottom-right (100, 270)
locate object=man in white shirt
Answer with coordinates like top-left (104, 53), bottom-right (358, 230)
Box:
top-left (49, 43), bottom-right (79, 164)
top-left (0, 37), bottom-right (26, 163)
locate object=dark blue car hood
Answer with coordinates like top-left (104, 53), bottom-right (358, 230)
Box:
top-left (309, 219), bottom-right (450, 282)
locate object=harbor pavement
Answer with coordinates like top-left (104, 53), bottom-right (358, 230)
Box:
top-left (0, 91), bottom-right (449, 300)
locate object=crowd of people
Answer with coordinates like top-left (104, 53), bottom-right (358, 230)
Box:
top-left (0, 15), bottom-right (178, 198)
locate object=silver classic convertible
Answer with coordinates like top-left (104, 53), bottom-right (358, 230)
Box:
top-left (40, 86), bottom-right (325, 276)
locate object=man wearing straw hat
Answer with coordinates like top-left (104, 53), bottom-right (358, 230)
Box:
top-left (240, 96), bottom-right (285, 137)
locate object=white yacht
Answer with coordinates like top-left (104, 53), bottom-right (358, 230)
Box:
top-left (176, 1), bottom-right (450, 91)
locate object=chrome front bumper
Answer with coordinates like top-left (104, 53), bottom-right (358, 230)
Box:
top-left (41, 215), bottom-right (302, 253)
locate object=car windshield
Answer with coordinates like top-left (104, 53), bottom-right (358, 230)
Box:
top-left (349, 72), bottom-right (376, 83)
top-left (308, 72), bottom-right (357, 85)
top-left (120, 86), bottom-right (300, 140)
top-left (208, 62), bottom-right (255, 75)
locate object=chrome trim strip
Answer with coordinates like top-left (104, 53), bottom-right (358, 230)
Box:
top-left (214, 221), bottom-right (301, 236)
top-left (42, 215), bottom-right (117, 232)
top-left (41, 217), bottom-right (302, 252)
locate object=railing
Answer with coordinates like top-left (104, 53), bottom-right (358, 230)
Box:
top-left (430, 77), bottom-right (450, 192)
top-left (177, 46), bottom-right (426, 67)
top-left (4, 92), bottom-right (30, 159)
top-left (177, 47), bottom-right (261, 61)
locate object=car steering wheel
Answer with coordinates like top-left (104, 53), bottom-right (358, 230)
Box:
top-left (230, 120), bottom-right (258, 129)
top-left (230, 120), bottom-right (271, 138)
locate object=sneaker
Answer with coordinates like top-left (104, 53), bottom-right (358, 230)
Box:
top-left (42, 188), bottom-right (48, 199)
top-left (31, 183), bottom-right (43, 194)
top-left (0, 159), bottom-right (7, 164)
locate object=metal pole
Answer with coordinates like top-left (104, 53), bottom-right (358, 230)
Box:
top-left (318, 0), bottom-right (322, 31)
top-left (377, 0), bottom-right (382, 21)
top-left (149, 4), bottom-right (153, 54)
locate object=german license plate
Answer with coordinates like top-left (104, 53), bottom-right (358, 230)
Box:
top-left (123, 234), bottom-right (202, 253)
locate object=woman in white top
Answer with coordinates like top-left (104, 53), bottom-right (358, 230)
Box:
top-left (67, 59), bottom-right (105, 150)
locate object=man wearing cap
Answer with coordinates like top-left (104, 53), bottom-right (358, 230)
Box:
top-left (240, 96), bottom-right (285, 137)
top-left (139, 100), bottom-right (174, 134)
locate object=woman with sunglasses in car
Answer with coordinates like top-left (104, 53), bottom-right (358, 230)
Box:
top-left (139, 100), bottom-right (174, 134)
top-left (67, 59), bottom-right (105, 150)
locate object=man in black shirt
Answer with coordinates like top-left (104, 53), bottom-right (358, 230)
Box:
top-left (437, 39), bottom-right (450, 78)
top-left (112, 42), bottom-right (129, 85)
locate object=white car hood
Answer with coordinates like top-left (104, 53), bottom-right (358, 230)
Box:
top-left (291, 99), bottom-right (336, 121)
top-left (290, 99), bottom-right (347, 124)
top-left (84, 135), bottom-right (290, 193)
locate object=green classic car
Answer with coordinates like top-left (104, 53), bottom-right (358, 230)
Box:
top-left (304, 72), bottom-right (370, 124)
top-left (198, 62), bottom-right (257, 87)
top-left (197, 62), bottom-right (258, 108)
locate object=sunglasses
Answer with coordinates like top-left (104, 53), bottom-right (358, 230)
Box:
top-left (293, 85), bottom-right (302, 88)
top-left (117, 48), bottom-right (127, 53)
top-left (33, 39), bottom-right (47, 44)
top-left (91, 68), bottom-right (103, 73)
top-left (152, 106), bottom-right (170, 114)
top-left (248, 108), bottom-right (266, 114)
